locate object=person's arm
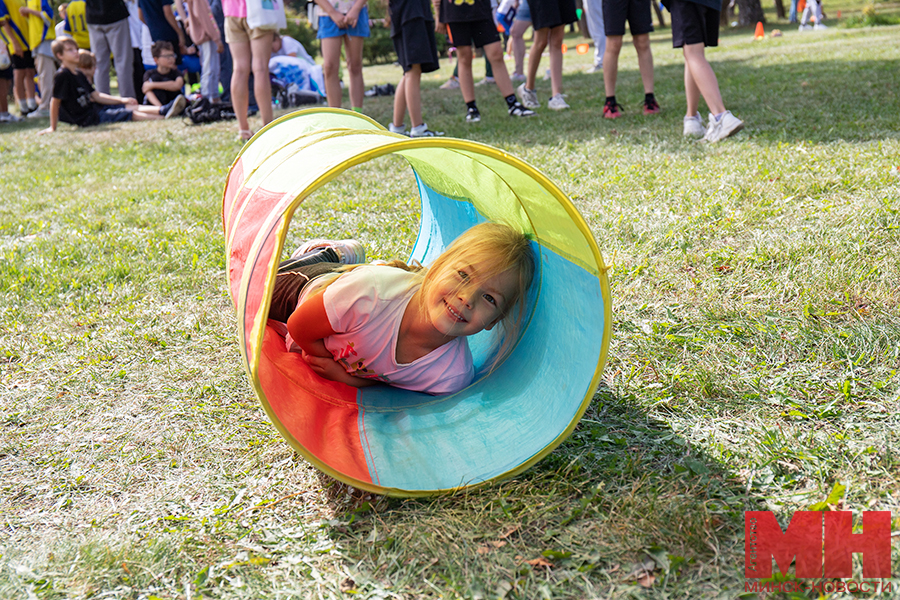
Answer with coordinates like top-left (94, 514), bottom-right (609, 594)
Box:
top-left (286, 291), bottom-right (379, 388)
top-left (1, 21), bottom-right (25, 56)
top-left (313, 0), bottom-right (347, 28)
top-left (432, 0), bottom-right (445, 33)
top-left (91, 90), bottom-right (138, 104)
top-left (344, 0), bottom-right (367, 28)
top-left (153, 74), bottom-right (184, 91)
top-left (143, 88), bottom-right (161, 105)
top-left (38, 97), bottom-right (61, 134)
top-left (162, 3), bottom-right (187, 52)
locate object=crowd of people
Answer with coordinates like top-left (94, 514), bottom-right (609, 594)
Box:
top-left (0, 0), bottom-right (775, 142)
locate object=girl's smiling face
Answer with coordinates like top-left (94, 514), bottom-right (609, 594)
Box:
top-left (423, 259), bottom-right (518, 339)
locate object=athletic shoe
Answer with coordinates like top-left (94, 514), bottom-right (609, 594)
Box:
top-left (516, 83), bottom-right (540, 109)
top-left (511, 72), bottom-right (527, 82)
top-left (0, 112), bottom-right (22, 122)
top-left (814, 22), bottom-right (828, 29)
top-left (466, 106), bottom-right (481, 123)
top-left (585, 63), bottom-right (603, 73)
top-left (603, 99), bottom-right (623, 119)
top-left (292, 239), bottom-right (366, 265)
top-left (683, 114), bottom-right (705, 138)
top-left (798, 23), bottom-right (811, 30)
top-left (26, 108), bottom-right (50, 119)
top-left (410, 123), bottom-right (444, 137)
top-left (388, 123), bottom-right (409, 135)
top-left (703, 110), bottom-right (744, 143)
top-left (547, 94), bottom-right (570, 110)
top-left (165, 94), bottom-right (187, 118)
top-left (440, 76), bottom-right (460, 90)
top-left (508, 102), bottom-right (535, 117)
top-left (643, 97), bottom-right (661, 115)
top-left (475, 76), bottom-right (496, 86)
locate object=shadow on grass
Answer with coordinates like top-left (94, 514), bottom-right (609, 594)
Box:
top-left (314, 387), bottom-right (761, 597)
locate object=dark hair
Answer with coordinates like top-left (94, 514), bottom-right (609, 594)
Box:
top-left (151, 40), bottom-right (175, 58)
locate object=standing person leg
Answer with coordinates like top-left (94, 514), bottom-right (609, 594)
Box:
top-left (516, 26), bottom-right (545, 108)
top-left (485, 38), bottom-right (534, 116)
top-left (109, 19), bottom-right (135, 98)
top-left (320, 36), bottom-right (344, 107)
top-left (89, 26), bottom-right (113, 94)
top-left (601, 34), bottom-right (623, 115)
top-left (509, 18), bottom-right (529, 79)
top-left (456, 44), bottom-right (476, 114)
top-left (132, 47), bottom-right (145, 103)
top-left (391, 71), bottom-right (408, 131)
top-left (404, 64), bottom-right (424, 127)
top-left (547, 24), bottom-right (566, 101)
top-left (229, 37), bottom-right (253, 137)
top-left (683, 43), bottom-right (742, 142)
top-left (345, 35), bottom-right (365, 110)
top-left (632, 33), bottom-right (658, 113)
top-left (682, 57), bottom-right (704, 137)
top-left (250, 30), bottom-right (274, 126)
top-left (583, 0), bottom-right (605, 71)
top-left (199, 40), bottom-right (220, 100)
top-left (35, 55), bottom-right (55, 114)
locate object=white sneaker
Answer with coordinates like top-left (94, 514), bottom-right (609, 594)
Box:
top-left (410, 123), bottom-right (444, 137)
top-left (683, 113), bottom-right (705, 138)
top-left (585, 63), bottom-right (603, 74)
top-left (26, 108), bottom-right (50, 119)
top-left (798, 23), bottom-right (811, 30)
top-left (165, 94), bottom-right (187, 118)
top-left (516, 83), bottom-right (540, 109)
top-left (547, 94), bottom-right (570, 110)
top-left (475, 76), bottom-right (496, 86)
top-left (292, 239), bottom-right (366, 264)
top-left (703, 111), bottom-right (744, 143)
top-left (511, 73), bottom-right (527, 82)
top-left (0, 112), bottom-right (22, 122)
top-left (388, 122), bottom-right (409, 135)
top-left (440, 77), bottom-right (460, 90)
top-left (814, 22), bottom-right (828, 29)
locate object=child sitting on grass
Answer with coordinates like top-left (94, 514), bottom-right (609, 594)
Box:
top-left (268, 223), bottom-right (535, 395)
top-left (142, 41), bottom-right (188, 117)
top-left (39, 37), bottom-right (175, 134)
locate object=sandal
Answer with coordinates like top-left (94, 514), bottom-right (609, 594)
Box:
top-left (238, 129), bottom-right (254, 141)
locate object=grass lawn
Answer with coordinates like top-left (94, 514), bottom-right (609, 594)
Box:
top-left (1, 21), bottom-right (899, 600)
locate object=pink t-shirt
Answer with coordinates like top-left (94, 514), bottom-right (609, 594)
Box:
top-left (289, 265), bottom-right (475, 395)
top-left (223, 0), bottom-right (246, 19)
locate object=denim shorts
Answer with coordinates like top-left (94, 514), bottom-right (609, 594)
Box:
top-left (96, 105), bottom-right (133, 124)
top-left (515, 0), bottom-right (531, 21)
top-left (318, 6), bottom-right (371, 38)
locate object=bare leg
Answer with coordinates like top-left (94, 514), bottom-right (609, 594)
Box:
top-left (684, 56), bottom-right (700, 117)
top-left (457, 45), bottom-right (475, 103)
top-left (484, 41), bottom-right (513, 96)
top-left (345, 35), bottom-right (365, 108)
top-left (547, 25), bottom-right (565, 96)
top-left (683, 43), bottom-right (724, 115)
top-left (404, 65), bottom-right (424, 127)
top-left (525, 27), bottom-right (549, 90)
top-left (603, 35), bottom-right (623, 97)
top-left (251, 32), bottom-right (274, 126)
top-left (510, 19), bottom-right (530, 76)
top-left (321, 36), bottom-right (344, 108)
top-left (633, 33), bottom-right (654, 94)
top-left (129, 105), bottom-right (164, 120)
top-left (393, 72), bottom-right (407, 127)
top-left (229, 39), bottom-right (252, 133)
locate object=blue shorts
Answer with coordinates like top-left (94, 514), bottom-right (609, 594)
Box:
top-left (317, 6), bottom-right (371, 38)
top-left (96, 105), bottom-right (133, 124)
top-left (515, 0), bottom-right (531, 21)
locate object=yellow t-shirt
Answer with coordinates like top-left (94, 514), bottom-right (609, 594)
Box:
top-left (25, 0), bottom-right (54, 49)
top-left (1, 0), bottom-right (30, 52)
top-left (64, 0), bottom-right (90, 49)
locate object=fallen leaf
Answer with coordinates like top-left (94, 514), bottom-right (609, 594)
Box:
top-left (499, 526), bottom-right (520, 539)
top-left (477, 546), bottom-right (491, 555)
top-left (490, 540), bottom-right (507, 548)
top-left (525, 557), bottom-right (553, 569)
top-left (638, 572), bottom-right (655, 588)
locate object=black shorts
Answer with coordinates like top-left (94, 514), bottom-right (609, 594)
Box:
top-left (529, 0), bottom-right (577, 30)
top-left (11, 50), bottom-right (36, 70)
top-left (0, 66), bottom-right (12, 80)
top-left (447, 18), bottom-right (500, 48)
top-left (603, 0), bottom-right (654, 36)
top-left (392, 18), bottom-right (441, 73)
top-left (670, 0), bottom-right (719, 47)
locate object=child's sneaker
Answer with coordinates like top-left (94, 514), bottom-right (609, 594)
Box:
top-left (466, 106), bottom-right (482, 123)
top-left (516, 83), bottom-right (540, 109)
top-left (511, 72), bottom-right (527, 83)
top-left (603, 99), bottom-right (623, 119)
top-left (547, 94), bottom-right (570, 110)
top-left (440, 76), bottom-right (460, 90)
top-left (683, 113), bottom-right (705, 138)
top-left (388, 122), bottom-right (409, 135)
top-left (165, 94), bottom-right (187, 118)
top-left (475, 76), bottom-right (496, 86)
top-left (703, 110), bottom-right (744, 143)
top-left (410, 123), bottom-right (444, 137)
top-left (508, 102), bottom-right (535, 117)
top-left (643, 97), bottom-right (661, 115)
top-left (292, 239), bottom-right (366, 265)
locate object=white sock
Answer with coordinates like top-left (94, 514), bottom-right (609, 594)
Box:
top-left (410, 123), bottom-right (428, 134)
top-left (18, 100), bottom-right (28, 112)
top-left (388, 122), bottom-right (405, 133)
top-left (27, 98), bottom-right (38, 109)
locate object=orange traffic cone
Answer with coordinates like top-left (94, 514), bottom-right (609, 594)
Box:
top-left (754, 21), bottom-right (765, 39)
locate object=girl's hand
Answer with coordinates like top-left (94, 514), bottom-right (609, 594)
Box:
top-left (435, 21), bottom-right (446, 34)
top-left (303, 354), bottom-right (377, 387)
top-left (332, 11), bottom-right (347, 27)
top-left (345, 8), bottom-right (359, 28)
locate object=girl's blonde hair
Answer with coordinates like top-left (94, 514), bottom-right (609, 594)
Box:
top-left (422, 222), bottom-right (536, 372)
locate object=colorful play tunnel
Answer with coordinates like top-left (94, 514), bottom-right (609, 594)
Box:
top-left (223, 109), bottom-right (611, 496)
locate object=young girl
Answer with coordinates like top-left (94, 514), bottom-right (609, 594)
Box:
top-left (313, 0), bottom-right (369, 110)
top-left (268, 223), bottom-right (535, 395)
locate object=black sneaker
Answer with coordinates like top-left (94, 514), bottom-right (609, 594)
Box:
top-left (508, 102), bottom-right (535, 117)
top-left (466, 106), bottom-right (481, 123)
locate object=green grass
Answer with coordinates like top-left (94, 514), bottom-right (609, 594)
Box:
top-left (1, 24), bottom-right (899, 600)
